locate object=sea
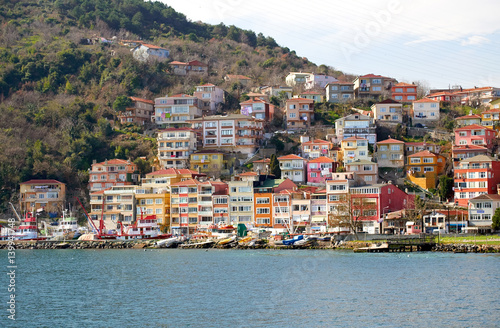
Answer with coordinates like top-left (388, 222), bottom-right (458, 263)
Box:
top-left (1, 249), bottom-right (499, 328)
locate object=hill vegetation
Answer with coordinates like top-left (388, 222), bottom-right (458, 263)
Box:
top-left (0, 0), bottom-right (350, 213)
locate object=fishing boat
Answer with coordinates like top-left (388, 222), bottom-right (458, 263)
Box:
top-left (14, 212), bottom-right (40, 240)
top-left (52, 210), bottom-right (81, 239)
top-left (117, 214), bottom-right (162, 240)
top-left (218, 235), bottom-right (237, 245)
top-left (282, 235), bottom-right (304, 246)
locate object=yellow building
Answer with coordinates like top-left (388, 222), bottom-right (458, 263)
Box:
top-left (190, 151), bottom-right (226, 177)
top-left (407, 150), bottom-right (446, 190)
top-left (19, 179), bottom-right (66, 215)
top-left (481, 108), bottom-right (500, 128)
top-left (135, 191), bottom-right (170, 232)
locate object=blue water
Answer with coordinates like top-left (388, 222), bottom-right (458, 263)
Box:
top-left (1, 249), bottom-right (499, 327)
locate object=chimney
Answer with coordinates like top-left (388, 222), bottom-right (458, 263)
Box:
top-left (92, 159), bottom-right (97, 165)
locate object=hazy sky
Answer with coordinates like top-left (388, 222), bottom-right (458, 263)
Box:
top-left (161, 0), bottom-right (500, 89)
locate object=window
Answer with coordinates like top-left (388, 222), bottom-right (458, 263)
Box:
top-left (256, 197), bottom-right (270, 204)
top-left (239, 187), bottom-right (251, 193)
top-left (372, 87), bottom-right (381, 91)
top-left (289, 113), bottom-right (296, 118)
top-left (379, 146), bottom-right (388, 151)
top-left (310, 172), bottom-right (317, 178)
top-left (372, 79), bottom-right (381, 84)
top-left (331, 86), bottom-right (338, 91)
top-left (256, 208), bottom-right (270, 214)
top-left (342, 94), bottom-right (351, 99)
top-left (365, 176), bottom-right (373, 181)
top-left (395, 96), bottom-right (403, 100)
top-left (391, 145), bottom-right (400, 151)
top-left (380, 107), bottom-right (387, 112)
top-left (155, 199), bottom-right (163, 204)
top-left (424, 167), bottom-right (434, 172)
top-left (423, 157), bottom-right (434, 163)
top-left (410, 158), bottom-right (421, 164)
top-left (407, 96), bottom-right (415, 100)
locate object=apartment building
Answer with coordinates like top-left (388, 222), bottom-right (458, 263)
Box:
top-left (480, 108), bottom-right (500, 128)
top-left (325, 81), bottom-right (354, 103)
top-left (154, 94), bottom-right (202, 128)
top-left (307, 157), bottom-right (337, 184)
top-left (376, 138), bottom-right (405, 168)
top-left (285, 98), bottom-right (314, 129)
top-left (228, 180), bottom-right (254, 227)
top-left (157, 128), bottom-right (197, 169)
top-left (345, 159), bottom-right (378, 185)
top-left (391, 82), bottom-right (417, 102)
top-left (371, 99), bottom-right (403, 123)
top-left (455, 114), bottom-right (481, 127)
top-left (193, 83), bottom-right (224, 113)
top-left (278, 154), bottom-right (307, 184)
top-left (300, 138), bottom-right (333, 159)
top-left (117, 97), bottom-right (155, 125)
top-left (454, 155), bottom-right (500, 207)
top-left (412, 99), bottom-right (440, 122)
top-left (407, 150), bottom-right (446, 190)
top-left (353, 74), bottom-right (397, 99)
top-left (340, 136), bottom-right (370, 165)
top-left (405, 142), bottom-right (440, 156)
top-left (468, 194), bottom-right (500, 232)
top-left (190, 150), bottom-right (226, 177)
top-left (240, 98), bottom-right (274, 121)
top-left (334, 113), bottom-right (376, 144)
top-left (19, 179), bottom-right (66, 215)
top-left (88, 159), bottom-right (138, 193)
top-left (189, 114), bottom-right (264, 156)
top-left (89, 185), bottom-right (137, 230)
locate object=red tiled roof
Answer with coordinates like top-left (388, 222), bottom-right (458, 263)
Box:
top-left (188, 60), bottom-right (207, 67)
top-left (141, 43), bottom-right (167, 50)
top-left (482, 108), bottom-right (500, 114)
top-left (239, 172), bottom-right (258, 176)
top-left (94, 159), bottom-right (132, 166)
top-left (277, 154), bottom-right (304, 160)
top-left (308, 156), bottom-right (334, 163)
top-left (170, 178), bottom-right (202, 186)
top-left (359, 73), bottom-right (391, 79)
top-left (455, 124), bottom-right (492, 131)
top-left (413, 98), bottom-right (439, 103)
top-left (91, 188), bottom-right (111, 195)
top-left (170, 61), bottom-right (187, 65)
top-left (455, 115), bottom-right (481, 120)
top-left (408, 150), bottom-right (438, 158)
top-left (287, 98), bottom-right (314, 102)
top-left (302, 139), bottom-right (331, 145)
top-left (300, 91), bottom-right (323, 95)
top-left (130, 97), bottom-right (154, 105)
top-left (377, 138), bottom-right (404, 144)
top-left (21, 179), bottom-right (64, 185)
top-left (253, 158), bottom-right (270, 163)
top-left (199, 83), bottom-right (216, 87)
top-left (146, 169), bottom-right (200, 176)
top-left (240, 98), bottom-right (269, 105)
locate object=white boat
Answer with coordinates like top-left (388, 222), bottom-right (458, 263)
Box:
top-left (154, 237), bottom-right (180, 248)
top-left (52, 210), bottom-right (80, 238)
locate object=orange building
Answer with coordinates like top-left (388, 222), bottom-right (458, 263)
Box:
top-left (285, 98), bottom-right (314, 129)
top-left (407, 150), bottom-right (446, 190)
top-left (89, 159), bottom-right (138, 193)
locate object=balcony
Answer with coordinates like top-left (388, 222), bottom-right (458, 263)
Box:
top-left (198, 211), bottom-right (213, 216)
top-left (343, 127), bottom-right (376, 134)
top-left (157, 135), bottom-right (191, 141)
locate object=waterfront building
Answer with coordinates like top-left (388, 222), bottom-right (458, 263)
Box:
top-left (157, 128), bottom-right (197, 169)
top-left (89, 185), bottom-right (137, 230)
top-left (88, 159), bottom-right (138, 193)
top-left (19, 179), bottom-right (66, 216)
top-left (467, 194), bottom-right (500, 233)
top-left (228, 180), bottom-right (254, 228)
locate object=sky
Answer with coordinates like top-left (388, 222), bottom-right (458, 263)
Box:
top-left (160, 0), bottom-right (500, 89)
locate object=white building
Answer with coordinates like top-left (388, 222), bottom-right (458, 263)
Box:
top-left (335, 113), bottom-right (376, 144)
top-left (157, 128), bottom-right (197, 169)
top-left (412, 99), bottom-right (440, 122)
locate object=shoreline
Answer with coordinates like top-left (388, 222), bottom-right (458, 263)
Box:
top-left (0, 240), bottom-right (499, 253)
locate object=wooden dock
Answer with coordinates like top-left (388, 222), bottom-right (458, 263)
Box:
top-left (356, 236), bottom-right (436, 253)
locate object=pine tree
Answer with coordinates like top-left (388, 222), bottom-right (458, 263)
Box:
top-left (270, 154), bottom-right (281, 178)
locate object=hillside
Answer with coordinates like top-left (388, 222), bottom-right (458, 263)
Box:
top-left (0, 0), bottom-right (352, 213)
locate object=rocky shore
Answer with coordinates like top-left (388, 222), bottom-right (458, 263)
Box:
top-left (1, 240), bottom-right (499, 252)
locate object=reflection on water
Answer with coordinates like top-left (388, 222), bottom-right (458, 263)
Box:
top-left (1, 249), bottom-right (498, 327)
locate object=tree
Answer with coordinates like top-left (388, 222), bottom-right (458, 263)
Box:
top-left (438, 175), bottom-right (453, 202)
top-left (328, 192), bottom-right (374, 240)
top-left (492, 208), bottom-right (500, 231)
top-left (269, 154), bottom-right (281, 178)
top-left (112, 95), bottom-right (132, 112)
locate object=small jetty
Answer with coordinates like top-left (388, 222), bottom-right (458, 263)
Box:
top-left (355, 236), bottom-right (436, 253)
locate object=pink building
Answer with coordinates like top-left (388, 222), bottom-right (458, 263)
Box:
top-left (454, 124), bottom-right (496, 149)
top-left (306, 157), bottom-right (338, 184)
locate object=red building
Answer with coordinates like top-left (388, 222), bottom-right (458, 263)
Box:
top-left (453, 155), bottom-right (500, 207)
top-left (391, 82), bottom-right (417, 102)
top-left (350, 183), bottom-right (414, 234)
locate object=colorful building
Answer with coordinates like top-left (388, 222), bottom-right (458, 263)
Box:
top-left (89, 159), bottom-right (138, 193)
top-left (300, 138), bottom-right (333, 159)
top-left (325, 81), bottom-right (354, 103)
top-left (468, 194), bottom-right (500, 233)
top-left (240, 98), bottom-right (274, 121)
top-left (334, 113), bottom-right (376, 144)
top-left (407, 150), bottom-right (446, 190)
top-left (193, 83), bottom-right (224, 113)
top-left (405, 142), bottom-right (441, 156)
top-left (391, 82), bottom-right (417, 102)
top-left (277, 154), bottom-right (307, 184)
top-left (480, 108), bottom-right (500, 128)
top-left (307, 157), bottom-right (337, 184)
top-left (157, 128), bottom-right (197, 169)
top-left (376, 138), bottom-right (405, 168)
top-left (228, 180), bottom-right (254, 227)
top-left (353, 74), bottom-right (397, 99)
top-left (454, 155), bottom-right (500, 207)
top-left (19, 179), bottom-right (66, 215)
top-left (340, 136), bottom-right (370, 165)
top-left (412, 99), bottom-right (440, 122)
top-left (345, 160), bottom-right (378, 185)
top-left (285, 98), bottom-right (315, 129)
top-left (454, 124), bottom-right (496, 149)
top-left (455, 115), bottom-right (481, 127)
top-left (190, 150), bottom-right (226, 177)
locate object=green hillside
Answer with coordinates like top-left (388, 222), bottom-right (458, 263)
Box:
top-left (0, 0), bottom-right (348, 212)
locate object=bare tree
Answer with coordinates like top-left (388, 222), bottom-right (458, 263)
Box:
top-left (328, 192), bottom-right (375, 239)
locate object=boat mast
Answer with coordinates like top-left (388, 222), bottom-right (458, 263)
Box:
top-left (9, 202), bottom-right (22, 221)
